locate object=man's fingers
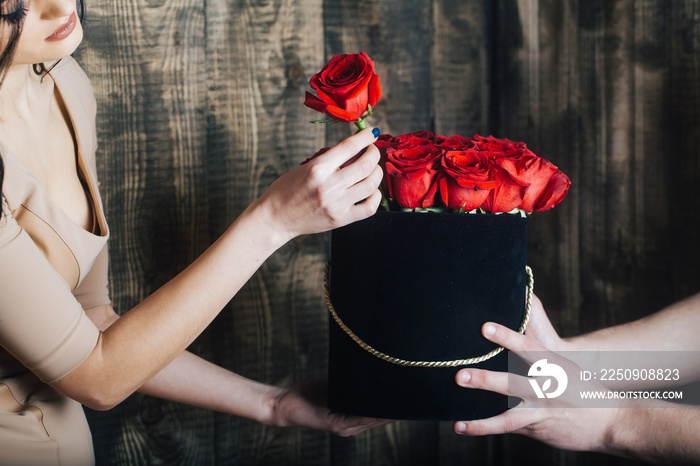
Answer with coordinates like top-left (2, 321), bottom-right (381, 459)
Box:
top-left (456, 368), bottom-right (533, 399)
top-left (482, 322), bottom-right (577, 376)
top-left (454, 407), bottom-right (539, 437)
top-left (456, 369), bottom-right (509, 396)
top-left (482, 322), bottom-right (549, 364)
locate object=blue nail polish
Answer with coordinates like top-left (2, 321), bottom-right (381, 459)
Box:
top-left (372, 127), bottom-right (381, 138)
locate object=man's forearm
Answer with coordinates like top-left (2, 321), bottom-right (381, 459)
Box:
top-left (606, 402), bottom-right (700, 465)
top-left (565, 293), bottom-right (700, 352)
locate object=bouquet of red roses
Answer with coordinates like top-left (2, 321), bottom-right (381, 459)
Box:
top-left (376, 131), bottom-right (570, 213)
top-left (304, 52), bottom-right (570, 215)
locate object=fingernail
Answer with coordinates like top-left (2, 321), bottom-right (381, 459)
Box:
top-left (459, 371), bottom-right (471, 384)
top-left (483, 323), bottom-right (496, 337)
top-left (372, 127), bottom-right (381, 138)
top-left (456, 422), bottom-right (467, 434)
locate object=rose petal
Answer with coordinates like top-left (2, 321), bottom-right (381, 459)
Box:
top-left (325, 105), bottom-right (362, 122)
top-left (304, 92), bottom-right (328, 113)
top-left (368, 74), bottom-right (381, 107)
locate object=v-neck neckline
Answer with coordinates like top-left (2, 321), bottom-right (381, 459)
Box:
top-left (4, 61), bottom-right (107, 238)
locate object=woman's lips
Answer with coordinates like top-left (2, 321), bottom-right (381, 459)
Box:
top-left (46, 12), bottom-right (77, 42)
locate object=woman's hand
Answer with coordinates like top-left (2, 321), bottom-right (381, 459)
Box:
top-left (266, 379), bottom-right (391, 437)
top-left (254, 127), bottom-right (383, 244)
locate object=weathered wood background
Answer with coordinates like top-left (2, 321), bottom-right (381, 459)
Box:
top-left (77, 0), bottom-right (700, 464)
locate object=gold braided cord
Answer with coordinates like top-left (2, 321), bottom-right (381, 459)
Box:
top-left (324, 263), bottom-right (534, 368)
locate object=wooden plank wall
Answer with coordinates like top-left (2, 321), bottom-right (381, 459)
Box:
top-left (76, 0), bottom-right (699, 464)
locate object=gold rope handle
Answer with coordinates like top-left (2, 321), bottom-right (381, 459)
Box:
top-left (324, 263), bottom-right (534, 368)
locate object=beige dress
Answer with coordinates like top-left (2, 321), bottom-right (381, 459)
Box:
top-left (0, 57), bottom-right (110, 465)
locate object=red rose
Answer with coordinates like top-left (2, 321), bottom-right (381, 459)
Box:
top-left (439, 150), bottom-right (500, 211)
top-left (442, 134), bottom-right (475, 149)
top-left (394, 130), bottom-right (435, 144)
top-left (375, 133), bottom-right (398, 151)
top-left (304, 52), bottom-right (381, 123)
top-left (490, 149), bottom-right (571, 212)
top-left (393, 131), bottom-right (460, 148)
top-left (384, 143), bottom-right (442, 209)
top-left (471, 134), bottom-right (525, 153)
top-left (480, 157), bottom-right (530, 213)
top-left (528, 170), bottom-right (570, 211)
top-left (374, 132), bottom-right (398, 166)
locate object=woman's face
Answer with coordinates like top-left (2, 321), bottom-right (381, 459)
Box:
top-left (1, 0), bottom-right (83, 67)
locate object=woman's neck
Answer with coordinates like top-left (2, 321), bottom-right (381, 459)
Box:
top-left (0, 64), bottom-right (55, 125)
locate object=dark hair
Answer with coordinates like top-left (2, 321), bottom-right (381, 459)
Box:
top-left (0, 1), bottom-right (86, 214)
top-left (0, 0), bottom-right (26, 214)
top-left (0, 1), bottom-right (25, 85)
top-left (0, 155), bottom-right (3, 212)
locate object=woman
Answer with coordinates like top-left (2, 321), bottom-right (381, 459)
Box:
top-left (0, 0), bottom-right (385, 464)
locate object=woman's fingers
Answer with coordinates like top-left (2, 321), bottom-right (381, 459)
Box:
top-left (344, 158), bottom-right (383, 200)
top-left (327, 414), bottom-right (393, 437)
top-left (338, 143), bottom-right (381, 187)
top-left (314, 140), bottom-right (383, 224)
top-left (318, 127), bottom-right (380, 170)
top-left (264, 127), bottom-right (382, 237)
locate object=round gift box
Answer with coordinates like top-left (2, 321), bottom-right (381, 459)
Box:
top-left (327, 210), bottom-right (528, 421)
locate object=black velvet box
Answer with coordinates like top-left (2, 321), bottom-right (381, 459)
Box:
top-left (327, 210), bottom-right (528, 420)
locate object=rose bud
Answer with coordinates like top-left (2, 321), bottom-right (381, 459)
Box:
top-left (488, 148), bottom-right (570, 212)
top-left (440, 150), bottom-right (500, 211)
top-left (384, 144), bottom-right (442, 209)
top-left (304, 52), bottom-right (381, 126)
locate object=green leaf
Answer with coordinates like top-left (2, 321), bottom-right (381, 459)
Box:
top-left (380, 196), bottom-right (391, 211)
top-left (423, 206), bottom-right (447, 213)
top-left (310, 119), bottom-right (341, 125)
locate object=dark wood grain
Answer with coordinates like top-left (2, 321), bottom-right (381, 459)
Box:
top-left (490, 2), bottom-right (699, 464)
top-left (79, 0), bottom-right (218, 464)
top-left (73, 0), bottom-right (699, 465)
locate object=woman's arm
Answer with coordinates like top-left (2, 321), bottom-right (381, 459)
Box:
top-left (86, 304), bottom-right (384, 435)
top-left (85, 303), bottom-right (274, 421)
top-left (50, 128), bottom-right (383, 411)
